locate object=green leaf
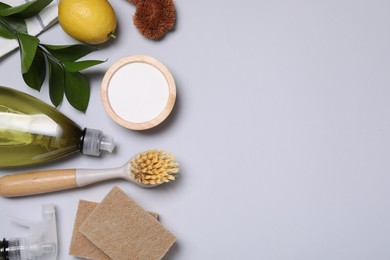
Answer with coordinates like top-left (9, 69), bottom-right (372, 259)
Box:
top-left (0, 17), bottom-right (16, 39)
top-left (0, 3), bottom-right (11, 9)
top-left (17, 33), bottom-right (39, 73)
top-left (42, 44), bottom-right (98, 61)
top-left (0, 15), bottom-right (27, 39)
top-left (22, 48), bottom-right (46, 91)
top-left (63, 60), bottom-right (105, 72)
top-left (48, 59), bottom-right (65, 107)
top-left (64, 71), bottom-right (90, 112)
top-left (0, 16), bottom-right (27, 36)
top-left (0, 0), bottom-right (53, 18)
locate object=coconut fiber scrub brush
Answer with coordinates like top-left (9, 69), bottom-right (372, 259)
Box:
top-left (129, 0), bottom-right (176, 40)
top-left (0, 149), bottom-right (179, 197)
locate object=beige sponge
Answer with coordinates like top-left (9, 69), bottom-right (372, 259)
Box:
top-left (79, 186), bottom-right (176, 260)
top-left (69, 200), bottom-right (159, 259)
top-left (69, 200), bottom-right (111, 260)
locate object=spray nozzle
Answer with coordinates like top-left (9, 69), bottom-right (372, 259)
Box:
top-left (5, 204), bottom-right (58, 260)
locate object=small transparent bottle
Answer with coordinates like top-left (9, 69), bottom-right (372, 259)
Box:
top-left (0, 86), bottom-right (115, 167)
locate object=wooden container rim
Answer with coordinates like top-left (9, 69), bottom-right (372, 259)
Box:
top-left (101, 55), bottom-right (176, 130)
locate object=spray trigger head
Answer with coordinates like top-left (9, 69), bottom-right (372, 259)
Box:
top-left (7, 204), bottom-right (58, 260)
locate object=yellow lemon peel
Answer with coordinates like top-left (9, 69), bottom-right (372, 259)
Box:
top-left (58, 0), bottom-right (117, 44)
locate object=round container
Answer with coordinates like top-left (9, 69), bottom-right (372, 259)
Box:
top-left (101, 55), bottom-right (176, 130)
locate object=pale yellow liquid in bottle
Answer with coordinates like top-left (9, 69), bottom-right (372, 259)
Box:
top-left (0, 87), bottom-right (83, 167)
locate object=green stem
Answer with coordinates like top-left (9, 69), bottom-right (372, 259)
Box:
top-left (39, 45), bottom-right (64, 68)
top-left (108, 32), bottom-right (116, 39)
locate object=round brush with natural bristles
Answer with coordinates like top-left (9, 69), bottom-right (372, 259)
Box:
top-left (129, 0), bottom-right (176, 40)
top-left (130, 149), bottom-right (179, 185)
top-left (0, 149), bottom-right (179, 197)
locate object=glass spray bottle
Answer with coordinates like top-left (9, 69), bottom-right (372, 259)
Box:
top-left (0, 86), bottom-right (115, 167)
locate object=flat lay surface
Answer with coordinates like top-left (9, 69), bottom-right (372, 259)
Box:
top-left (1, 0), bottom-right (390, 259)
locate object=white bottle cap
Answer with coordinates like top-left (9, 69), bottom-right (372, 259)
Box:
top-left (100, 136), bottom-right (115, 153)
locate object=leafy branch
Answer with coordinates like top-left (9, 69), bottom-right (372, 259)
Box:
top-left (0, 0), bottom-right (105, 112)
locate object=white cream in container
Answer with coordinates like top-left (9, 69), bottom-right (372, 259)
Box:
top-left (101, 55), bottom-right (176, 130)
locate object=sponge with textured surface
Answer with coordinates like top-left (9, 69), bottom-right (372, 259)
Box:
top-left (79, 187), bottom-right (176, 260)
top-left (69, 200), bottom-right (159, 259)
top-left (69, 200), bottom-right (111, 260)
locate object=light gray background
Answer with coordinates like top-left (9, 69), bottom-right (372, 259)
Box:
top-left (1, 0), bottom-right (390, 259)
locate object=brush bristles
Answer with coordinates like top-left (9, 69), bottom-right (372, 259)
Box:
top-left (130, 149), bottom-right (179, 185)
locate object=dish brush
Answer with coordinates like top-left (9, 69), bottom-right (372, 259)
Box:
top-left (0, 149), bottom-right (179, 197)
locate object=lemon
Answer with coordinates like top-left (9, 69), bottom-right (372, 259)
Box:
top-left (58, 0), bottom-right (117, 44)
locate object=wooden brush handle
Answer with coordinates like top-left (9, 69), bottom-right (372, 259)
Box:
top-left (0, 169), bottom-right (77, 197)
